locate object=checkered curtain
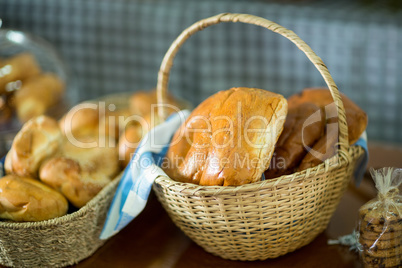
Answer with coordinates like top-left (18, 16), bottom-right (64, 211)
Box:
top-left (1, 0), bottom-right (401, 143)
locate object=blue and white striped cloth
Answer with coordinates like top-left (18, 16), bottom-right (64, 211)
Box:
top-left (353, 131), bottom-right (368, 186)
top-left (99, 110), bottom-right (190, 240)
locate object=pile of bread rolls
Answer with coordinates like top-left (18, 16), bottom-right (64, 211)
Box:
top-left (0, 85), bottom-right (366, 220)
top-left (0, 89), bottom-right (184, 222)
top-left (265, 88), bottom-right (368, 179)
top-left (163, 87), bottom-right (367, 186)
top-left (0, 53), bottom-right (65, 123)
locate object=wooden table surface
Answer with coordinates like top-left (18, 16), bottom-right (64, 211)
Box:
top-left (0, 143), bottom-right (397, 268)
top-left (73, 179), bottom-right (377, 268)
top-left (72, 143), bottom-right (401, 268)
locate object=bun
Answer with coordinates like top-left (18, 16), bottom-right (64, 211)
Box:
top-left (0, 53), bottom-right (41, 94)
top-left (264, 102), bottom-right (324, 179)
top-left (39, 138), bottom-right (119, 208)
top-left (99, 108), bottom-right (132, 141)
top-left (118, 124), bottom-right (147, 167)
top-left (287, 88), bottom-right (368, 144)
top-left (60, 104), bottom-right (135, 143)
top-left (163, 87), bottom-right (287, 186)
top-left (286, 88), bottom-right (368, 171)
top-left (119, 89), bottom-right (184, 167)
top-left (297, 123), bottom-right (338, 171)
top-left (59, 104), bottom-right (99, 139)
top-left (14, 73), bottom-right (65, 122)
top-left (129, 89), bottom-right (182, 116)
top-left (0, 175), bottom-right (68, 221)
top-left (5, 115), bottom-right (62, 177)
top-left (0, 95), bottom-right (12, 123)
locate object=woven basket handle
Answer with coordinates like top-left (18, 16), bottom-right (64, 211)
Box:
top-left (156, 13), bottom-right (350, 152)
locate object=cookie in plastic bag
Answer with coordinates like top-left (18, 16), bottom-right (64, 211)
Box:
top-left (358, 167), bottom-right (402, 268)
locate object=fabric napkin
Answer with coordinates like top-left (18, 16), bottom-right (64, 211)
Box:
top-left (100, 110), bottom-right (190, 240)
top-left (0, 157), bottom-right (4, 178)
top-left (353, 131), bottom-right (368, 186)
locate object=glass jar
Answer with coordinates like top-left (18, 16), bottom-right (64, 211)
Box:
top-left (0, 21), bottom-right (69, 157)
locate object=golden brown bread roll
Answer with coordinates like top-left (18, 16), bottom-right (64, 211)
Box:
top-left (39, 137), bottom-right (119, 208)
top-left (5, 115), bottom-right (62, 177)
top-left (99, 108), bottom-right (133, 141)
top-left (129, 89), bottom-right (182, 117)
top-left (163, 87), bottom-right (288, 186)
top-left (60, 104), bottom-right (137, 144)
top-left (59, 104), bottom-right (99, 140)
top-left (287, 88), bottom-right (368, 144)
top-left (14, 73), bottom-right (65, 122)
top-left (0, 175), bottom-right (68, 221)
top-left (264, 102), bottom-right (324, 179)
top-left (0, 53), bottom-right (41, 94)
top-left (297, 127), bottom-right (338, 171)
top-left (118, 123), bottom-right (148, 167)
top-left (0, 95), bottom-right (13, 123)
top-left (118, 105), bottom-right (173, 167)
top-left (288, 88), bottom-right (368, 171)
top-left (118, 89), bottom-right (185, 167)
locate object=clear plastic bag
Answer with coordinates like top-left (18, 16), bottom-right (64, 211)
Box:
top-left (358, 167), bottom-right (402, 268)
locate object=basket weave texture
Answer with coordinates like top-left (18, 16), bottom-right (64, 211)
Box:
top-left (153, 13), bottom-right (365, 261)
top-left (0, 177), bottom-right (120, 268)
top-left (0, 94), bottom-right (129, 268)
top-left (154, 147), bottom-right (363, 260)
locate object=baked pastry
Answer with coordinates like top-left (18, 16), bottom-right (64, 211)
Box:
top-left (119, 99), bottom-right (174, 167)
top-left (118, 89), bottom-right (185, 166)
top-left (362, 244), bottom-right (401, 258)
top-left (361, 220), bottom-right (402, 234)
top-left (288, 88), bottom-right (368, 171)
top-left (60, 103), bottom-right (137, 143)
top-left (0, 175), bottom-right (68, 221)
top-left (118, 123), bottom-right (147, 167)
top-left (163, 87), bottom-right (287, 186)
top-left (0, 53), bottom-right (41, 94)
top-left (59, 104), bottom-right (99, 139)
top-left (359, 198), bottom-right (402, 267)
top-left (0, 95), bottom-right (13, 123)
top-left (14, 73), bottom-right (65, 122)
top-left (264, 102), bottom-right (324, 179)
top-left (297, 125), bottom-right (338, 171)
top-left (99, 108), bottom-right (132, 141)
top-left (362, 254), bottom-right (401, 268)
top-left (287, 88), bottom-right (368, 144)
top-left (5, 115), bottom-right (62, 177)
top-left (129, 89), bottom-right (182, 117)
top-left (39, 137), bottom-right (119, 208)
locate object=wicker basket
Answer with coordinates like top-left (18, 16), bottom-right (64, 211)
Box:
top-left (0, 94), bottom-right (131, 268)
top-left (152, 13), bottom-right (365, 261)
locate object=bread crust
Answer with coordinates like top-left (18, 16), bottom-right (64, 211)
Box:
top-left (163, 87), bottom-right (287, 186)
top-left (99, 108), bottom-right (132, 141)
top-left (59, 104), bottom-right (99, 138)
top-left (287, 88), bottom-right (368, 171)
top-left (287, 88), bottom-right (368, 144)
top-left (39, 138), bottom-right (119, 208)
top-left (0, 175), bottom-right (68, 221)
top-left (265, 102), bottom-right (324, 179)
top-left (5, 115), bottom-right (62, 177)
top-left (0, 53), bottom-right (41, 94)
top-left (129, 89), bottom-right (181, 117)
top-left (118, 124), bottom-right (146, 167)
top-left (14, 73), bottom-right (65, 122)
